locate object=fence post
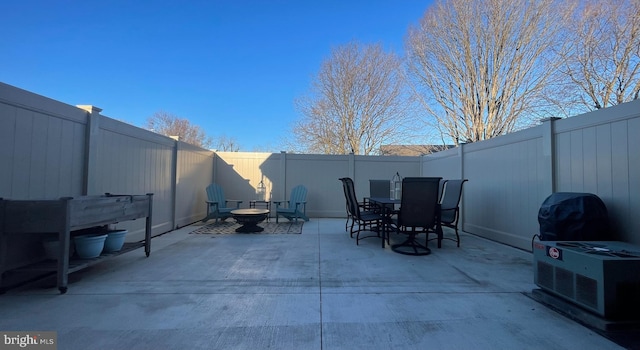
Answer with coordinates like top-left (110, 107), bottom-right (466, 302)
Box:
top-left (77, 105), bottom-right (102, 196)
top-left (458, 142), bottom-right (465, 180)
top-left (171, 140), bottom-right (178, 229)
top-left (279, 151), bottom-right (287, 200)
top-left (348, 152), bottom-right (355, 180)
top-left (458, 142), bottom-right (466, 231)
top-left (541, 117), bottom-right (561, 195)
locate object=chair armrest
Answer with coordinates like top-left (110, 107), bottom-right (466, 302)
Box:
top-left (361, 198), bottom-right (372, 209)
top-left (225, 200), bottom-right (242, 208)
top-left (272, 200), bottom-right (288, 208)
top-left (206, 201), bottom-right (220, 208)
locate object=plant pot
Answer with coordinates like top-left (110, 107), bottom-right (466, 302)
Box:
top-left (74, 234), bottom-right (107, 259)
top-left (103, 230), bottom-right (128, 253)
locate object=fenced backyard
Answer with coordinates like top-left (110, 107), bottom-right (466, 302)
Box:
top-left (2, 81), bottom-right (639, 256)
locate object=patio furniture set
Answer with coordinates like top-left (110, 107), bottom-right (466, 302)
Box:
top-left (339, 177), bottom-right (467, 256)
top-left (202, 183), bottom-right (309, 232)
top-left (201, 177), bottom-right (466, 244)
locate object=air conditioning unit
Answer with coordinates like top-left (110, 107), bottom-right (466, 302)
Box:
top-left (533, 241), bottom-right (640, 320)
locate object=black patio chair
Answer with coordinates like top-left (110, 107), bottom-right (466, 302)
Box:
top-left (365, 179), bottom-right (393, 211)
top-left (342, 183), bottom-right (367, 231)
top-left (339, 177), bottom-right (384, 245)
top-left (390, 177), bottom-right (442, 255)
top-left (430, 179), bottom-right (467, 247)
top-left (438, 178), bottom-right (447, 203)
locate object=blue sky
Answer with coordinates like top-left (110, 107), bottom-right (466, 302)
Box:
top-left (1, 1), bottom-right (433, 151)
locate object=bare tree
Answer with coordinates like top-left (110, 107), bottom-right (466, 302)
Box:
top-left (293, 42), bottom-right (414, 155)
top-left (146, 111), bottom-right (212, 149)
top-left (213, 135), bottom-right (240, 152)
top-left (560, 0), bottom-right (640, 110)
top-left (406, 0), bottom-right (572, 145)
top-left (379, 144), bottom-right (451, 156)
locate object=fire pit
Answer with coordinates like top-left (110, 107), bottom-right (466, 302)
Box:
top-left (230, 208), bottom-right (270, 232)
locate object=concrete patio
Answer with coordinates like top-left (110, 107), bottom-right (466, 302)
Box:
top-left (0, 219), bottom-right (629, 349)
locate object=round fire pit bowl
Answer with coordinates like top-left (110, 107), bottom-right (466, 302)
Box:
top-left (231, 208), bottom-right (270, 233)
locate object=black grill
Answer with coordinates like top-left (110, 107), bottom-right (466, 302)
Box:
top-left (538, 192), bottom-right (610, 241)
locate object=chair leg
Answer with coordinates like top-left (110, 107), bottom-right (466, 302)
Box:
top-left (347, 214), bottom-right (354, 232)
top-left (349, 219), bottom-right (356, 238)
top-left (392, 228), bottom-right (431, 256)
top-left (202, 206), bottom-right (213, 222)
top-left (355, 222), bottom-right (371, 245)
top-left (454, 225), bottom-right (460, 247)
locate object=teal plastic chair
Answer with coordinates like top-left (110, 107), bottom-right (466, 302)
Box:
top-left (273, 185), bottom-right (309, 223)
top-left (202, 183), bottom-right (242, 223)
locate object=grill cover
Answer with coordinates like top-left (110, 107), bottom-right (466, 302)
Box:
top-left (538, 192), bottom-right (610, 241)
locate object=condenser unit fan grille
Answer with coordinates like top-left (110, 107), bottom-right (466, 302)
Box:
top-left (537, 261), bottom-right (553, 290)
top-left (555, 267), bottom-right (574, 298)
top-left (575, 274), bottom-right (598, 309)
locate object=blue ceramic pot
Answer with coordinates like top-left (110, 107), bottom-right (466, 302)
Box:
top-left (103, 230), bottom-right (128, 253)
top-left (74, 234), bottom-right (107, 259)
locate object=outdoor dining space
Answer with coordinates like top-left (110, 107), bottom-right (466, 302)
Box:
top-left (0, 218), bottom-right (627, 349)
top-left (340, 176), bottom-right (467, 256)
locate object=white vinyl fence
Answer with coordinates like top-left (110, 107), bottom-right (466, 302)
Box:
top-left (422, 100), bottom-right (640, 250)
top-left (0, 83), bottom-right (214, 242)
top-left (212, 152), bottom-right (423, 219)
top-left (2, 81), bottom-right (639, 253)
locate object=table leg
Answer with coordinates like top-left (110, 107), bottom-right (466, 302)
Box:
top-left (381, 206), bottom-right (392, 249)
top-left (381, 216), bottom-right (386, 248)
top-left (436, 222), bottom-right (443, 248)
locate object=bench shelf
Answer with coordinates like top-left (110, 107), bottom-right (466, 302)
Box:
top-left (0, 193), bottom-right (153, 293)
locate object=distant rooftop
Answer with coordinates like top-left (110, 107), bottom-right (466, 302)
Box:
top-left (379, 144), bottom-right (455, 156)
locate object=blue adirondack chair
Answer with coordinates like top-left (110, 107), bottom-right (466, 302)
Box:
top-left (202, 183), bottom-right (242, 223)
top-left (273, 185), bottom-right (309, 223)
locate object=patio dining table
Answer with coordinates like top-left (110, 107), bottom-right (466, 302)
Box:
top-left (366, 197), bottom-right (400, 248)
